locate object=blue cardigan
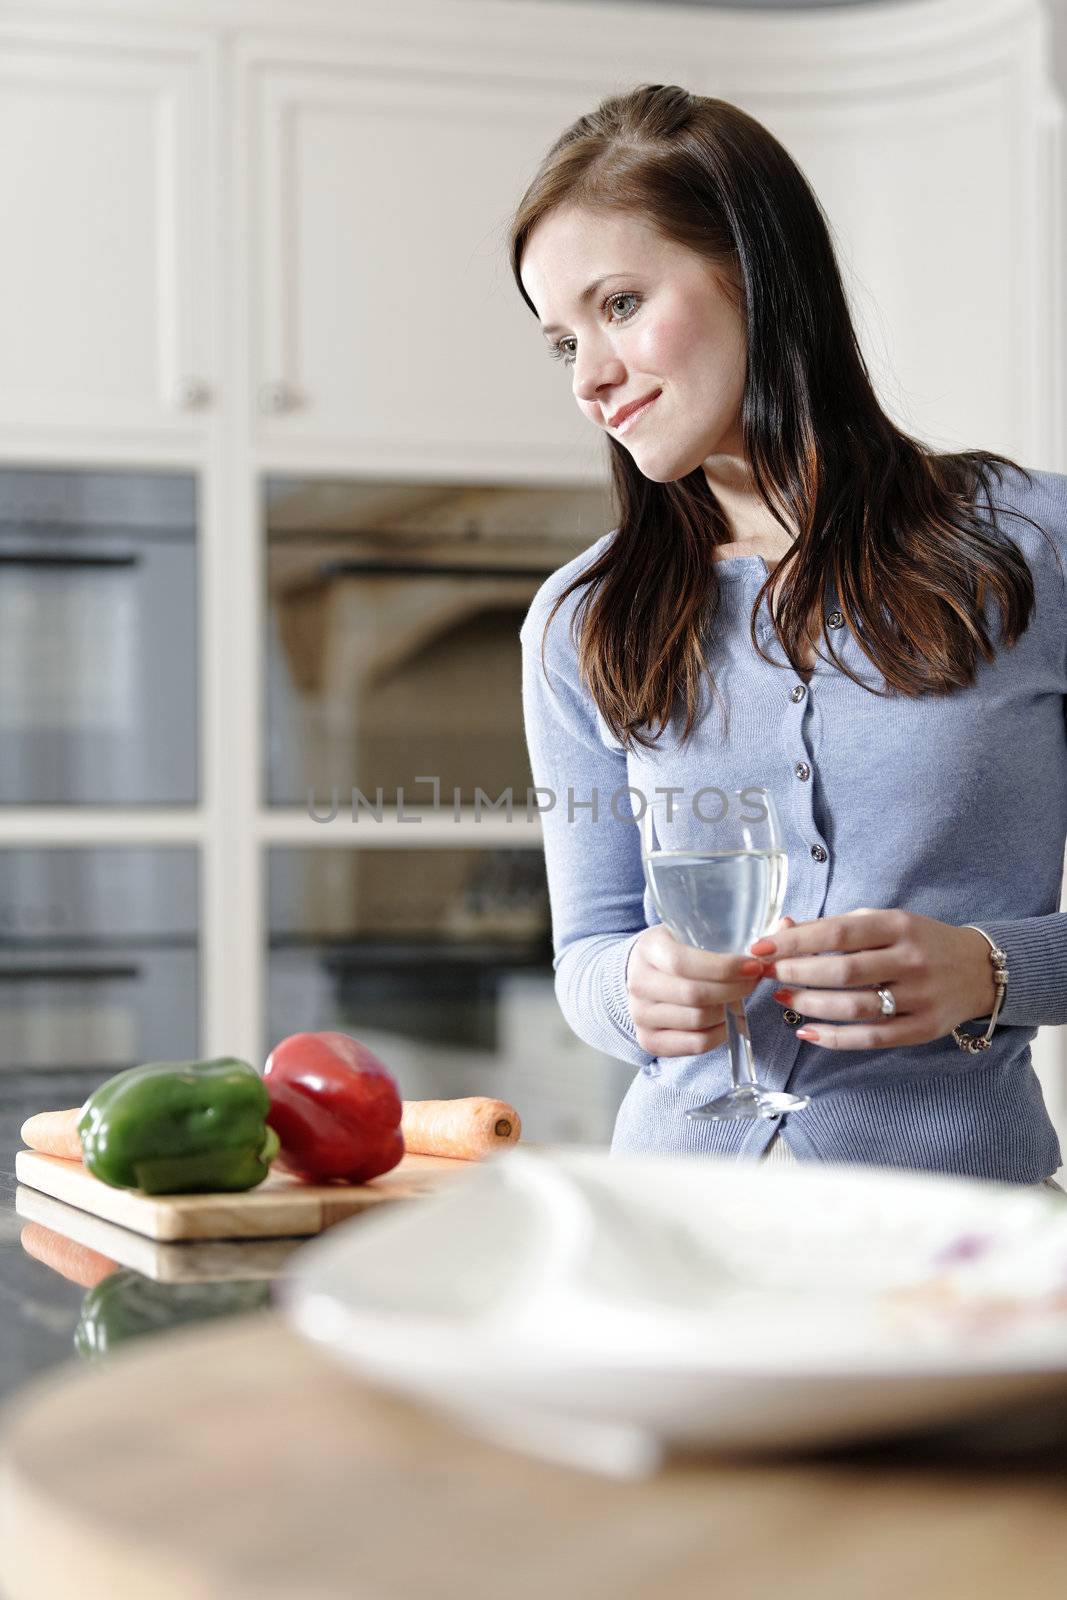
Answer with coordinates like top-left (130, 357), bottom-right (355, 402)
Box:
top-left (519, 465), bottom-right (1067, 1182)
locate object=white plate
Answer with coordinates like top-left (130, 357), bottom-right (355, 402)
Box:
top-left (279, 1147), bottom-right (1067, 1476)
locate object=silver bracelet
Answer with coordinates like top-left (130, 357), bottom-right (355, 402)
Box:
top-left (952, 924), bottom-right (1008, 1053)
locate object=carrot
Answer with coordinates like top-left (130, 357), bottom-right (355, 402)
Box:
top-left (20, 1223), bottom-right (118, 1288)
top-left (400, 1097), bottom-right (521, 1160)
top-left (20, 1107), bottom-right (84, 1161)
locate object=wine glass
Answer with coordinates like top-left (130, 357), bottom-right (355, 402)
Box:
top-left (639, 786), bottom-right (810, 1122)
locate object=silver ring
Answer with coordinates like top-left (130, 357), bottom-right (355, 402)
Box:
top-left (876, 985), bottom-right (896, 1017)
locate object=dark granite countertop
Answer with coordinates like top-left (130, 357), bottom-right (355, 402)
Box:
top-left (0, 1070), bottom-right (279, 1405)
top-left (0, 1072), bottom-right (102, 1400)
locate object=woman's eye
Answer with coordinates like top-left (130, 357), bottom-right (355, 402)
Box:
top-left (548, 291), bottom-right (641, 367)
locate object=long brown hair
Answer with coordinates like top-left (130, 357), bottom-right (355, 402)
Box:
top-left (509, 84), bottom-right (1058, 750)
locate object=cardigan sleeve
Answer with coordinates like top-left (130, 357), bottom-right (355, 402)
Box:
top-left (963, 913), bottom-right (1067, 1028)
top-left (520, 597), bottom-right (654, 1070)
top-left (963, 469), bottom-right (1067, 1028)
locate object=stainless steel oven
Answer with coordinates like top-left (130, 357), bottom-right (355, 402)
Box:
top-left (263, 477), bottom-right (612, 806)
top-left (0, 467), bottom-right (198, 804)
top-left (265, 845), bottom-right (632, 1145)
top-left (0, 847), bottom-right (199, 1072)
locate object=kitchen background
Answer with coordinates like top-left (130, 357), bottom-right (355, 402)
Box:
top-left (1, 0), bottom-right (1065, 1156)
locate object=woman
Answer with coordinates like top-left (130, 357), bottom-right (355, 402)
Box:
top-left (511, 84), bottom-right (1067, 1188)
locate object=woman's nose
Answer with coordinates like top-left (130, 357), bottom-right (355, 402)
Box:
top-left (574, 351), bottom-right (625, 405)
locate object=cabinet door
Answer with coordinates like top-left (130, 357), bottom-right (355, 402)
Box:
top-left (709, 1), bottom-right (1063, 470)
top-left (744, 85), bottom-right (1057, 469)
top-left (244, 56), bottom-right (599, 475)
top-left (0, 23), bottom-right (217, 436)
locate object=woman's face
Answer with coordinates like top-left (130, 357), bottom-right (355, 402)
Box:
top-left (520, 205), bottom-right (747, 482)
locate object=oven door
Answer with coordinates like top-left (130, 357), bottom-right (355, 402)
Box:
top-left (0, 846), bottom-right (200, 1072)
top-left (0, 944), bottom-right (199, 1072)
top-left (0, 530), bottom-right (197, 804)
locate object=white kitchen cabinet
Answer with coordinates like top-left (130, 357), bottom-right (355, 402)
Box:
top-left (237, 1), bottom-right (1065, 475)
top-left (241, 50), bottom-right (599, 474)
top-left (2, 1), bottom-right (1061, 471)
top-left (732, 27), bottom-right (1061, 467)
top-left (0, 19), bottom-right (219, 437)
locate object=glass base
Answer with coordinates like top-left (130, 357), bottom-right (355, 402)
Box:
top-left (686, 1085), bottom-right (810, 1122)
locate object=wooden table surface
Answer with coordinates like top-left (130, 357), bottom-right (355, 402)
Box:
top-left (2, 1310), bottom-right (1067, 1600)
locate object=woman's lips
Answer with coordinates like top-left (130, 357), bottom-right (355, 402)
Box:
top-left (612, 391), bottom-right (661, 434)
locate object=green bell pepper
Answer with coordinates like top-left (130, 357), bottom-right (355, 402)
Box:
top-left (78, 1056), bottom-right (280, 1194)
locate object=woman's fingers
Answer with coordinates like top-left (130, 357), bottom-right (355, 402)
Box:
top-left (630, 969), bottom-right (758, 1005)
top-left (773, 985), bottom-right (908, 1023)
top-left (632, 924), bottom-right (762, 993)
top-left (639, 999), bottom-right (726, 1031)
top-left (627, 920), bottom-right (801, 1058)
top-left (766, 951), bottom-right (910, 989)
top-left (633, 1020), bottom-right (728, 1056)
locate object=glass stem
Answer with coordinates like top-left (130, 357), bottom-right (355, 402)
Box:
top-left (725, 998), bottom-right (760, 1090)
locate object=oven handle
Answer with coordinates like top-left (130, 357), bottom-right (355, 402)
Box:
top-left (0, 552), bottom-right (140, 568)
top-left (0, 964), bottom-right (142, 982)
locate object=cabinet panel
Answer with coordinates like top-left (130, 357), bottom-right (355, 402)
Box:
top-left (247, 62), bottom-right (603, 470)
top-left (0, 29), bottom-right (217, 435)
top-left (748, 70), bottom-right (1031, 460)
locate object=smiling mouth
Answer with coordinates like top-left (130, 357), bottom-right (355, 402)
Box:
top-left (610, 391), bottom-right (661, 433)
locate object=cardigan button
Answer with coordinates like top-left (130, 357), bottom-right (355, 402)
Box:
top-left (795, 762), bottom-right (810, 781)
top-left (789, 685), bottom-right (807, 702)
top-left (811, 843), bottom-right (827, 862)
top-left (827, 610), bottom-right (845, 628)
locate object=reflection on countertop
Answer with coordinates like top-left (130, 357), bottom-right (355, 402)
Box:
top-left (0, 1071), bottom-right (285, 1405)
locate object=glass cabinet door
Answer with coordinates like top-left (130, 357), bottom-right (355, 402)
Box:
top-left (262, 475), bottom-right (610, 807)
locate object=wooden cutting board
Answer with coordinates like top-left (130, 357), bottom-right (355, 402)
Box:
top-left (14, 1148), bottom-right (478, 1241)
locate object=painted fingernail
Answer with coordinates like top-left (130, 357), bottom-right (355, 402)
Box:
top-left (739, 959), bottom-right (763, 975)
top-left (796, 1028), bottom-right (819, 1042)
top-left (772, 988), bottom-right (792, 1004)
top-left (750, 939), bottom-right (776, 956)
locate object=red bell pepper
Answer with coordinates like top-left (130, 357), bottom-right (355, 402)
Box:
top-left (263, 1031), bottom-right (404, 1184)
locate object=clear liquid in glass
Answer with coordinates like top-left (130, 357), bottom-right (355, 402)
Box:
top-left (643, 848), bottom-right (787, 953)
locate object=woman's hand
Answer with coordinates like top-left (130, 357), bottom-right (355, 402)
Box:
top-left (627, 916), bottom-right (796, 1057)
top-left (749, 908), bottom-right (998, 1050)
